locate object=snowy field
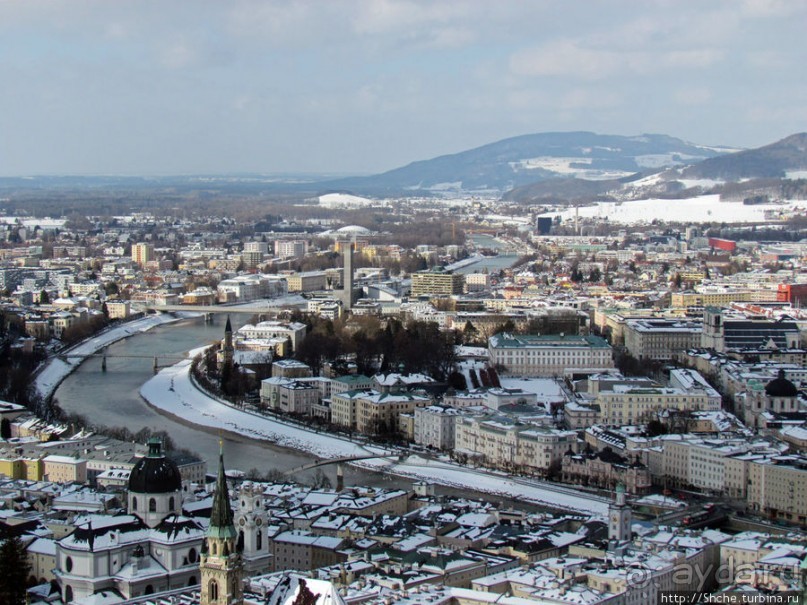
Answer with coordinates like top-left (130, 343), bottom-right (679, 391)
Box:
top-left (34, 314), bottom-right (185, 399)
top-left (538, 194), bottom-right (807, 225)
top-left (141, 360), bottom-right (608, 515)
top-left (318, 192), bottom-right (377, 208)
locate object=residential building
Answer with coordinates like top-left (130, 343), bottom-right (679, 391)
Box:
top-left (411, 268), bottom-right (464, 298)
top-left (275, 240), bottom-right (307, 259)
top-left (414, 405), bottom-right (460, 450)
top-left (747, 456), bottom-right (807, 524)
top-left (105, 300), bottom-right (131, 319)
top-left (272, 359), bottom-right (313, 379)
top-left (271, 530), bottom-right (346, 572)
top-left (454, 417), bottom-right (576, 476)
top-left (562, 447), bottom-right (651, 494)
top-left (131, 242), bottom-right (154, 267)
top-left (260, 377), bottom-right (320, 415)
top-left (43, 455), bottom-right (87, 484)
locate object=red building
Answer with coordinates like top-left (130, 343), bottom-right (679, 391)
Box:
top-left (777, 283), bottom-right (807, 306)
top-left (708, 237), bottom-right (737, 252)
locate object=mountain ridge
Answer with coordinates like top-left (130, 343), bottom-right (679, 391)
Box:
top-left (316, 131), bottom-right (733, 194)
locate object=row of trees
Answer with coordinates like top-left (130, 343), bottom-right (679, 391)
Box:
top-left (293, 315), bottom-right (457, 380)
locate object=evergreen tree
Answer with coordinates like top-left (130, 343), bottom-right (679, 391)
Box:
top-left (0, 534), bottom-right (32, 604)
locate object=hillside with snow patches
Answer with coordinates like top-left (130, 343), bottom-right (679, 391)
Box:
top-left (316, 132), bottom-right (732, 194)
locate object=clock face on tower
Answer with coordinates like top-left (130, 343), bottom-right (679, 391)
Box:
top-left (256, 518), bottom-right (262, 526)
top-left (239, 517), bottom-right (246, 527)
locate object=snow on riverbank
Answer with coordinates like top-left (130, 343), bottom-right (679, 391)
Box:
top-left (34, 314), bottom-right (186, 400)
top-left (141, 359), bottom-right (373, 460)
top-left (141, 360), bottom-right (608, 515)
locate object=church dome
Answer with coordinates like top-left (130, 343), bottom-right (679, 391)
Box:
top-left (765, 369), bottom-right (798, 398)
top-left (128, 438), bottom-right (182, 494)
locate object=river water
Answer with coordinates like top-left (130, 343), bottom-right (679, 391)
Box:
top-left (53, 314), bottom-right (403, 489)
top-left (458, 234), bottom-right (520, 274)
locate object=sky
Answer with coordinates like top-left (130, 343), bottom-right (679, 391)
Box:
top-left (1, 0), bottom-right (806, 177)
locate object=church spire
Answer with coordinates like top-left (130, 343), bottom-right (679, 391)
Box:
top-left (209, 443), bottom-right (236, 539)
top-left (200, 441), bottom-right (243, 605)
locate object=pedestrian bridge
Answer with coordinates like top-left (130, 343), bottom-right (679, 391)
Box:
top-left (283, 451), bottom-right (405, 491)
top-left (57, 351), bottom-right (187, 372)
top-left (141, 304), bottom-right (283, 315)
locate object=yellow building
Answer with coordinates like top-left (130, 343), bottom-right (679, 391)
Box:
top-left (747, 458), bottom-right (807, 524)
top-left (411, 268), bottom-right (464, 298)
top-left (131, 242), bottom-right (154, 267)
top-left (43, 455), bottom-right (87, 484)
top-left (0, 456), bottom-right (24, 479)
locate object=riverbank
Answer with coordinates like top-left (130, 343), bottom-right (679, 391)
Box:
top-left (140, 358), bottom-right (608, 516)
top-left (34, 313), bottom-right (191, 401)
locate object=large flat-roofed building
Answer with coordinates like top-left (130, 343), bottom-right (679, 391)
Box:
top-left (670, 290), bottom-right (776, 309)
top-left (623, 318), bottom-right (702, 361)
top-left (590, 370), bottom-right (721, 426)
top-left (702, 307), bottom-right (801, 352)
top-left (275, 239), bottom-right (307, 259)
top-left (285, 271), bottom-right (328, 293)
top-left (411, 268), bottom-right (464, 298)
top-left (488, 333), bottom-right (613, 377)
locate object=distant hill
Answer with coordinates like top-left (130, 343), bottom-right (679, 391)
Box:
top-left (682, 133), bottom-right (807, 180)
top-left (318, 132), bottom-right (732, 194)
top-left (506, 133), bottom-right (807, 204)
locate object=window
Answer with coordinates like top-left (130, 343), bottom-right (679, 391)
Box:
top-left (188, 547), bottom-right (197, 564)
top-left (65, 556), bottom-right (73, 572)
top-left (149, 498), bottom-right (157, 512)
top-left (132, 497), bottom-right (138, 511)
top-left (65, 586), bottom-right (73, 602)
top-left (209, 580), bottom-right (219, 601)
top-left (169, 496), bottom-right (175, 510)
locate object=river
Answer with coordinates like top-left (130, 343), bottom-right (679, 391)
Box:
top-left (53, 314), bottom-right (404, 489)
top-left (457, 234), bottom-right (521, 274)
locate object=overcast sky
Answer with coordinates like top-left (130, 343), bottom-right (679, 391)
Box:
top-left (1, 0), bottom-right (805, 176)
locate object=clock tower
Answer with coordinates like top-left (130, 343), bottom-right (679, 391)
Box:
top-left (236, 481), bottom-right (271, 575)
